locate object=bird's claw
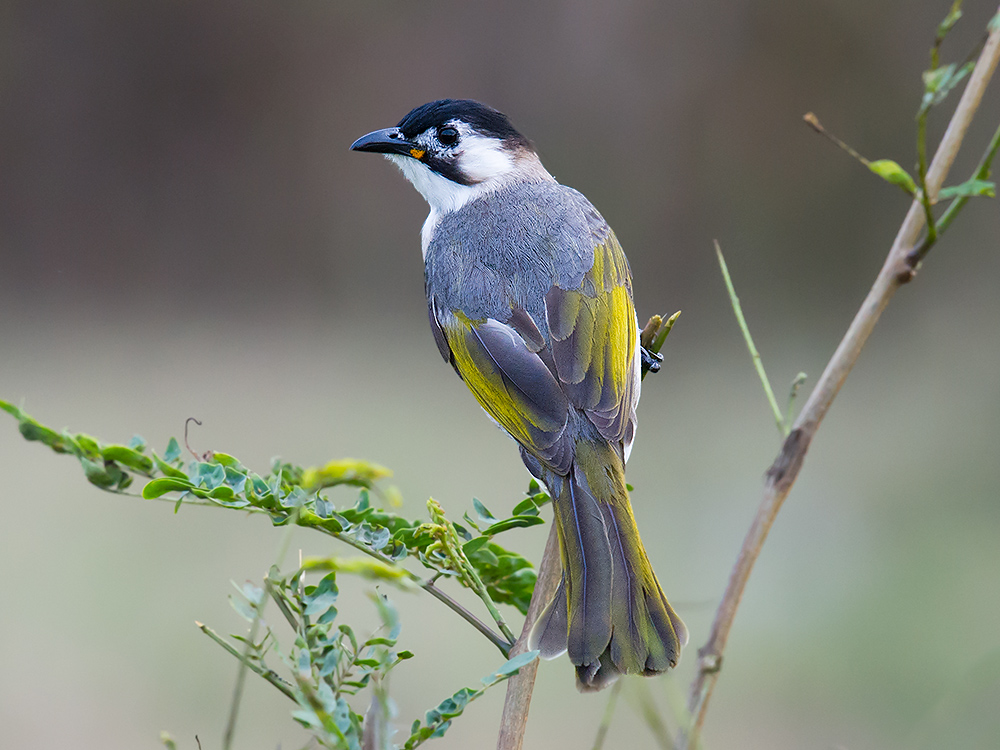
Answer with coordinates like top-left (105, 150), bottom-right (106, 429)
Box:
top-left (641, 346), bottom-right (662, 374)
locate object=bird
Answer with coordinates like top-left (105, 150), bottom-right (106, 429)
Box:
top-left (351, 99), bottom-right (687, 690)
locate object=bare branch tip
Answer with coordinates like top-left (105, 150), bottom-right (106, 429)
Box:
top-left (803, 112), bottom-right (823, 132)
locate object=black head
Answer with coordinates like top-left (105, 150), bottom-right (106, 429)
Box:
top-left (395, 99), bottom-right (532, 151)
top-left (350, 99), bottom-right (535, 188)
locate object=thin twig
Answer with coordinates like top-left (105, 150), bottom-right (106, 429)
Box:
top-left (630, 678), bottom-right (675, 750)
top-left (681, 13), bottom-right (1000, 748)
top-left (496, 524), bottom-right (561, 750)
top-left (311, 522), bottom-right (513, 655)
top-left (197, 621), bottom-right (296, 701)
top-left (715, 241), bottom-right (786, 437)
top-left (591, 680), bottom-right (624, 750)
top-left (223, 507), bottom-right (300, 750)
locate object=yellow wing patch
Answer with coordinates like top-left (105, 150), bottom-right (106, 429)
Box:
top-left (444, 314), bottom-right (569, 457)
top-left (546, 232), bottom-right (637, 440)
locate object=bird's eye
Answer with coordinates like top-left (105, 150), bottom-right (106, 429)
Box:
top-left (437, 126), bottom-right (459, 146)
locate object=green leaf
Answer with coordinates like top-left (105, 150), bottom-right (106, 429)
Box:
top-left (212, 451), bottom-right (241, 468)
top-left (461, 536), bottom-right (491, 555)
top-left (867, 159), bottom-right (917, 195)
top-left (481, 515), bottom-right (546, 535)
top-left (301, 556), bottom-right (416, 589)
top-left (471, 497), bottom-right (496, 524)
top-left (101, 444), bottom-right (154, 473)
top-left (300, 458), bottom-right (392, 490)
top-left (937, 4), bottom-right (962, 38)
top-left (938, 179), bottom-right (996, 199)
top-left (163, 437), bottom-right (182, 462)
top-left (152, 451), bottom-right (187, 478)
top-left (142, 477), bottom-right (196, 499)
top-left (510, 498), bottom-right (540, 516)
top-left (921, 60), bottom-right (975, 112)
top-left (370, 590), bottom-right (402, 639)
top-left (465, 542), bottom-right (537, 614)
top-left (229, 593), bottom-right (258, 622)
top-left (484, 649), bottom-right (539, 682)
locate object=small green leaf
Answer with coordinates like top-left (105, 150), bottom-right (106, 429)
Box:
top-left (472, 497), bottom-right (496, 523)
top-left (867, 159), bottom-right (917, 195)
top-left (485, 650), bottom-right (539, 682)
top-left (302, 556), bottom-right (416, 589)
top-left (78, 456), bottom-right (127, 489)
top-left (212, 451), bottom-right (241, 468)
top-left (937, 4), bottom-right (962, 38)
top-left (163, 437), bottom-right (182, 462)
top-left (462, 536), bottom-right (492, 555)
top-left (481, 515), bottom-right (545, 535)
top-left (229, 594), bottom-right (258, 622)
top-left (101, 444), bottom-right (154, 473)
top-left (301, 458), bottom-right (392, 490)
top-left (938, 179), bottom-right (996, 199)
top-left (510, 498), bottom-right (540, 516)
top-left (142, 477), bottom-right (196, 499)
top-left (152, 451), bottom-right (187, 478)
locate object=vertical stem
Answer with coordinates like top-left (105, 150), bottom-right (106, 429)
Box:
top-left (715, 242), bottom-right (786, 437)
top-left (591, 680), bottom-right (624, 750)
top-left (496, 524), bottom-right (561, 750)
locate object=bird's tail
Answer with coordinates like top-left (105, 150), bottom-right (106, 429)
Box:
top-left (528, 439), bottom-right (687, 691)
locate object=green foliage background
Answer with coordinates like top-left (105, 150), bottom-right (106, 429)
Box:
top-left (2, 1), bottom-right (1000, 749)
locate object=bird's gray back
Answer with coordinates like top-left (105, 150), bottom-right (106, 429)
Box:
top-left (424, 180), bottom-right (611, 340)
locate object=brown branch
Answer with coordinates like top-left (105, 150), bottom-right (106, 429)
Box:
top-left (681, 10), bottom-right (1000, 748)
top-left (496, 523), bottom-right (561, 750)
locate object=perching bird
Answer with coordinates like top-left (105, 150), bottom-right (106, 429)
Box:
top-left (351, 99), bottom-right (687, 690)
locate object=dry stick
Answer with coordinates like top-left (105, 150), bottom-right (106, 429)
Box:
top-left (496, 524), bottom-right (561, 750)
top-left (681, 13), bottom-right (1000, 749)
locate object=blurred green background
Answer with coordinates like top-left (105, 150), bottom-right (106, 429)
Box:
top-left (2, 1), bottom-right (1000, 748)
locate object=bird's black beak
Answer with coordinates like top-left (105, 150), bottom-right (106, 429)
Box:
top-left (350, 127), bottom-right (426, 159)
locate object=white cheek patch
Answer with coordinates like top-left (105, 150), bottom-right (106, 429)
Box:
top-left (456, 131), bottom-right (515, 183)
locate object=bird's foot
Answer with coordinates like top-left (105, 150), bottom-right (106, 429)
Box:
top-left (641, 346), bottom-right (662, 374)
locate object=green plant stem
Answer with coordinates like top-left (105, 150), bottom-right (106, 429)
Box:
top-left (424, 580), bottom-right (511, 656)
top-left (592, 680), bottom-right (624, 750)
top-left (222, 507), bottom-right (300, 750)
top-left (916, 112), bottom-right (938, 245)
top-left (454, 548), bottom-right (518, 646)
top-left (785, 372), bottom-right (808, 428)
top-left (197, 622), bottom-right (296, 701)
top-left (630, 678), bottom-right (675, 750)
top-left (910, 119), bottom-right (1000, 264)
top-left (714, 241), bottom-right (786, 437)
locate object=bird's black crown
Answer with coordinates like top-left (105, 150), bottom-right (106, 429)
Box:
top-left (397, 99), bottom-right (532, 150)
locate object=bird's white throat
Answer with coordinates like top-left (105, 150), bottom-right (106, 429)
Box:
top-left (386, 128), bottom-right (551, 257)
